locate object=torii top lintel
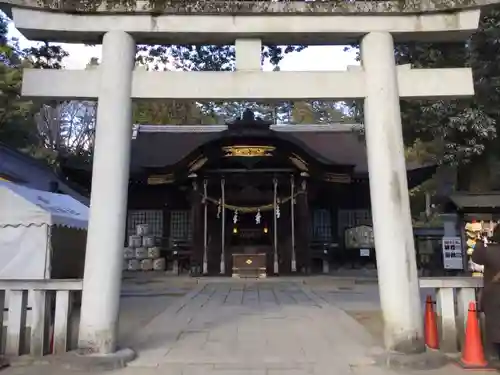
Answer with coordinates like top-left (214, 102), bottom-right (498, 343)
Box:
top-left (2, 0), bottom-right (487, 44)
top-left (2, 0), bottom-right (499, 15)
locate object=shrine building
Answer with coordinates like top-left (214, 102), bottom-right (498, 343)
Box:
top-left (65, 111), bottom-right (435, 277)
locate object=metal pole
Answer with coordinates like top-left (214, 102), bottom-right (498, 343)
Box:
top-left (273, 177), bottom-right (279, 274)
top-left (203, 179), bottom-right (208, 275)
top-left (220, 178), bottom-right (226, 275)
top-left (290, 176), bottom-right (296, 272)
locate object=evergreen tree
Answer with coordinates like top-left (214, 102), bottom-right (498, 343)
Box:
top-left (0, 14), bottom-right (69, 158)
top-left (346, 6), bottom-right (500, 191)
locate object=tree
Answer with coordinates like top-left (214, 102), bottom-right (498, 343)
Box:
top-left (0, 15), bottom-right (16, 65)
top-left (394, 39), bottom-right (496, 167)
top-left (0, 14), bottom-right (70, 161)
top-left (0, 14), bottom-right (37, 149)
top-left (393, 8), bottom-right (500, 192)
top-left (0, 62), bottom-right (38, 149)
top-left (345, 7), bottom-right (500, 192)
top-left (291, 101), bottom-right (355, 124)
top-left (133, 99), bottom-right (218, 125)
top-left (34, 101), bottom-right (96, 161)
top-left (137, 44), bottom-right (306, 72)
top-left (136, 44), bottom-right (307, 123)
top-left (23, 42), bottom-right (69, 69)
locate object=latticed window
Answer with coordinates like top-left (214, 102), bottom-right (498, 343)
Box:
top-left (337, 209), bottom-right (372, 237)
top-left (169, 210), bottom-right (192, 241)
top-left (311, 209), bottom-right (332, 241)
top-left (126, 210), bottom-right (164, 244)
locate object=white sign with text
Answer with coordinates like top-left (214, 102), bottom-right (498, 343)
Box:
top-left (442, 236), bottom-right (463, 270)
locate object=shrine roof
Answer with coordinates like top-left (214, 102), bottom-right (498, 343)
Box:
top-left (129, 123), bottom-right (426, 174)
top-left (450, 193), bottom-right (500, 212)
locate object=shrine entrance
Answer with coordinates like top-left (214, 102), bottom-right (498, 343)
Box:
top-left (204, 172), bottom-right (302, 278)
top-left (224, 192), bottom-right (274, 278)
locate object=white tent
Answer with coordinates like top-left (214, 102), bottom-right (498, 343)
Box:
top-left (0, 181), bottom-right (89, 279)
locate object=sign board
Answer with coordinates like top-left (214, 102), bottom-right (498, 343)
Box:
top-left (442, 236), bottom-right (463, 270)
top-left (345, 225), bottom-right (374, 249)
top-left (360, 248), bottom-right (370, 257)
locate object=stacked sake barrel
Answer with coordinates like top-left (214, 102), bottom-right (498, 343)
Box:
top-left (123, 224), bottom-right (166, 272)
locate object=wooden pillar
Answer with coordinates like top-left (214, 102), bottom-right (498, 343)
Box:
top-left (297, 177), bottom-right (311, 274)
top-left (190, 179), bottom-right (203, 275)
top-left (220, 178), bottom-right (226, 275)
top-left (203, 179), bottom-right (208, 275)
top-left (273, 177), bottom-right (279, 274)
top-left (290, 176), bottom-right (296, 272)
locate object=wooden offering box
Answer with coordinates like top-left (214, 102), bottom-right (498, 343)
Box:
top-left (232, 253), bottom-right (266, 278)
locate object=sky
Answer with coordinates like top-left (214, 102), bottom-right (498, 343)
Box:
top-left (7, 20), bottom-right (359, 71)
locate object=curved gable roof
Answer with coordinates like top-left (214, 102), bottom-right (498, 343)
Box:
top-left (130, 124), bottom-right (372, 172)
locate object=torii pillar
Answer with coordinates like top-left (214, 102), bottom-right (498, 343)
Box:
top-left (362, 31), bottom-right (424, 353)
top-left (78, 30), bottom-right (136, 353)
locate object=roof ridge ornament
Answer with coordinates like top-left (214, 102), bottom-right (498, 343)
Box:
top-left (227, 109), bottom-right (273, 132)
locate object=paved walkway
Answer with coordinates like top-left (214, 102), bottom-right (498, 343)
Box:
top-left (127, 281), bottom-right (379, 374)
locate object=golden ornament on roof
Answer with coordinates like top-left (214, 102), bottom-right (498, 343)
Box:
top-left (222, 145), bottom-right (275, 157)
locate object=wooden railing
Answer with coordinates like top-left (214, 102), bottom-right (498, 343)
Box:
top-left (419, 277), bottom-right (483, 353)
top-left (0, 279), bottom-right (82, 357)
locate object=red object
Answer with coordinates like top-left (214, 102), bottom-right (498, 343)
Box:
top-left (460, 301), bottom-right (488, 369)
top-left (424, 295), bottom-right (439, 349)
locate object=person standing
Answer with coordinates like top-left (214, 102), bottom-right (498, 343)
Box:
top-left (472, 226), bottom-right (500, 360)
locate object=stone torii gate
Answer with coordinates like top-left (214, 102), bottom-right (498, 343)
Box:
top-left (3, 0), bottom-right (483, 359)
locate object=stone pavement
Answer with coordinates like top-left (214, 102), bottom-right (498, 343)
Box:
top-left (1, 278), bottom-right (498, 375)
top-left (127, 281), bottom-right (379, 373)
top-left (306, 278), bottom-right (439, 346)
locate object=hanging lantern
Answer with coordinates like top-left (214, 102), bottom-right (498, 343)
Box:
top-left (233, 210), bottom-right (239, 224)
top-left (263, 227), bottom-right (268, 234)
top-left (255, 209), bottom-right (261, 224)
top-left (233, 227), bottom-right (238, 234)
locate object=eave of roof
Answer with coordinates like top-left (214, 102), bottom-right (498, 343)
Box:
top-left (131, 123), bottom-right (363, 171)
top-left (0, 142), bottom-right (90, 203)
top-left (132, 123), bottom-right (359, 136)
top-left (131, 123), bottom-right (428, 174)
top-left (0, 142), bottom-right (54, 172)
top-left (450, 193), bottom-right (500, 210)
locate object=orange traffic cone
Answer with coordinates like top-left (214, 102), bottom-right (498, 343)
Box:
top-left (424, 295), bottom-right (439, 349)
top-left (459, 301), bottom-right (489, 369)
